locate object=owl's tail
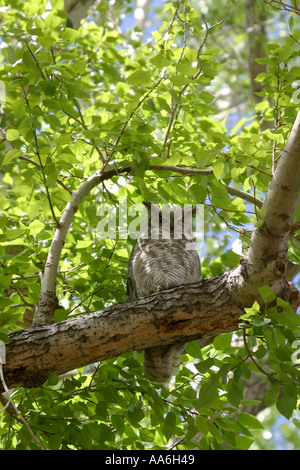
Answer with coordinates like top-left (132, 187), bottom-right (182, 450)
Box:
top-left (143, 343), bottom-right (186, 384)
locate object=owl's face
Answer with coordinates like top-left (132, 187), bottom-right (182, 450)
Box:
top-left (139, 202), bottom-right (194, 242)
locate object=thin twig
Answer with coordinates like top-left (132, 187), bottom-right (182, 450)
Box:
top-left (162, 15), bottom-right (223, 154)
top-left (32, 125), bottom-right (60, 226)
top-left (24, 41), bottom-right (46, 80)
top-left (72, 98), bottom-right (105, 163)
top-left (19, 155), bottom-right (41, 168)
top-left (242, 329), bottom-right (270, 377)
top-left (21, 86), bottom-right (60, 226)
top-left (0, 361), bottom-right (46, 450)
top-left (264, 0), bottom-right (300, 13)
top-left (102, 75), bottom-right (166, 172)
top-left (57, 178), bottom-right (73, 195)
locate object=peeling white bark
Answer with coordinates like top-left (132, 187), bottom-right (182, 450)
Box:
top-left (247, 111), bottom-right (300, 272)
top-left (33, 169), bottom-right (103, 325)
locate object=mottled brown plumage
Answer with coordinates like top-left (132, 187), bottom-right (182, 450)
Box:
top-left (127, 201), bottom-right (201, 383)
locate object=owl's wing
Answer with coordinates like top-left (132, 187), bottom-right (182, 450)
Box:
top-left (126, 275), bottom-right (138, 300)
top-left (126, 242), bottom-right (138, 299)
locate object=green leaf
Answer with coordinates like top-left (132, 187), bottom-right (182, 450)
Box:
top-left (61, 27), bottom-right (79, 42)
top-left (227, 380), bottom-right (244, 408)
top-left (213, 161), bottom-right (224, 180)
top-left (161, 412), bottom-right (176, 441)
top-left (210, 180), bottom-right (233, 210)
top-left (185, 340), bottom-right (203, 359)
top-left (276, 383), bottom-right (297, 419)
top-left (217, 416), bottom-right (241, 433)
top-left (195, 357), bottom-right (214, 374)
top-left (37, 35), bottom-right (57, 47)
top-left (0, 217), bottom-right (8, 228)
top-left (111, 414), bottom-right (125, 436)
top-left (150, 53), bottom-right (171, 67)
top-left (276, 395), bottom-right (297, 420)
top-left (127, 70), bottom-right (153, 86)
top-left (40, 81), bottom-right (58, 96)
top-left (54, 308), bottom-right (68, 322)
top-left (28, 219), bottom-right (45, 235)
top-left (199, 91), bottom-right (215, 104)
top-left (235, 436), bottom-right (255, 450)
top-left (0, 193), bottom-right (10, 210)
top-left (139, 427), bottom-right (154, 442)
top-left (2, 149), bottom-right (22, 165)
top-left (0, 275), bottom-right (12, 289)
top-left (127, 405), bottom-right (144, 425)
top-left (0, 332), bottom-right (9, 344)
top-left (238, 412), bottom-right (264, 430)
top-left (269, 309), bottom-right (300, 329)
top-left (47, 372), bottom-right (59, 386)
top-left (94, 423), bottom-right (115, 444)
top-left (198, 382), bottom-right (219, 407)
top-left (213, 333), bottom-right (232, 350)
top-left (195, 416), bottom-right (209, 435)
top-left (255, 72), bottom-right (269, 83)
top-left (240, 300), bottom-right (261, 321)
top-left (95, 401), bottom-right (108, 420)
top-left (55, 133), bottom-right (72, 145)
top-left (51, 188), bottom-right (73, 205)
top-left (6, 129), bottom-right (20, 141)
top-left (44, 11), bottom-right (61, 29)
top-left (188, 183), bottom-right (207, 203)
top-left (259, 285), bottom-right (276, 303)
top-left (292, 418), bottom-right (300, 430)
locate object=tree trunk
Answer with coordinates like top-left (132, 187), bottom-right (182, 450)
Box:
top-left (64, 0), bottom-right (95, 29)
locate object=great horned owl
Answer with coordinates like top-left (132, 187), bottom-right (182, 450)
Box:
top-left (127, 201), bottom-right (201, 383)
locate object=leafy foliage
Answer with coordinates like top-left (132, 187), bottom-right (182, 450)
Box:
top-left (0, 0), bottom-right (300, 450)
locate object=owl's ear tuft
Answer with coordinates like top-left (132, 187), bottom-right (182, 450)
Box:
top-left (143, 200), bottom-right (152, 210)
top-left (143, 201), bottom-right (160, 217)
top-left (143, 201), bottom-right (152, 216)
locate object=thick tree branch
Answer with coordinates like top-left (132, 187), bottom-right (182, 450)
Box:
top-left (5, 269), bottom-right (299, 390)
top-left (33, 169), bottom-right (105, 326)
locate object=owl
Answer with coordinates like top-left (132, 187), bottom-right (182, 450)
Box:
top-left (127, 201), bottom-right (201, 383)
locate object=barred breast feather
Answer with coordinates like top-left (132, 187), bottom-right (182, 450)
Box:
top-left (127, 202), bottom-right (201, 383)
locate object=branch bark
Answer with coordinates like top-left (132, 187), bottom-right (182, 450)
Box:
top-left (4, 270), bottom-right (299, 390)
top-left (33, 169), bottom-right (105, 326)
top-left (247, 111), bottom-right (300, 273)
